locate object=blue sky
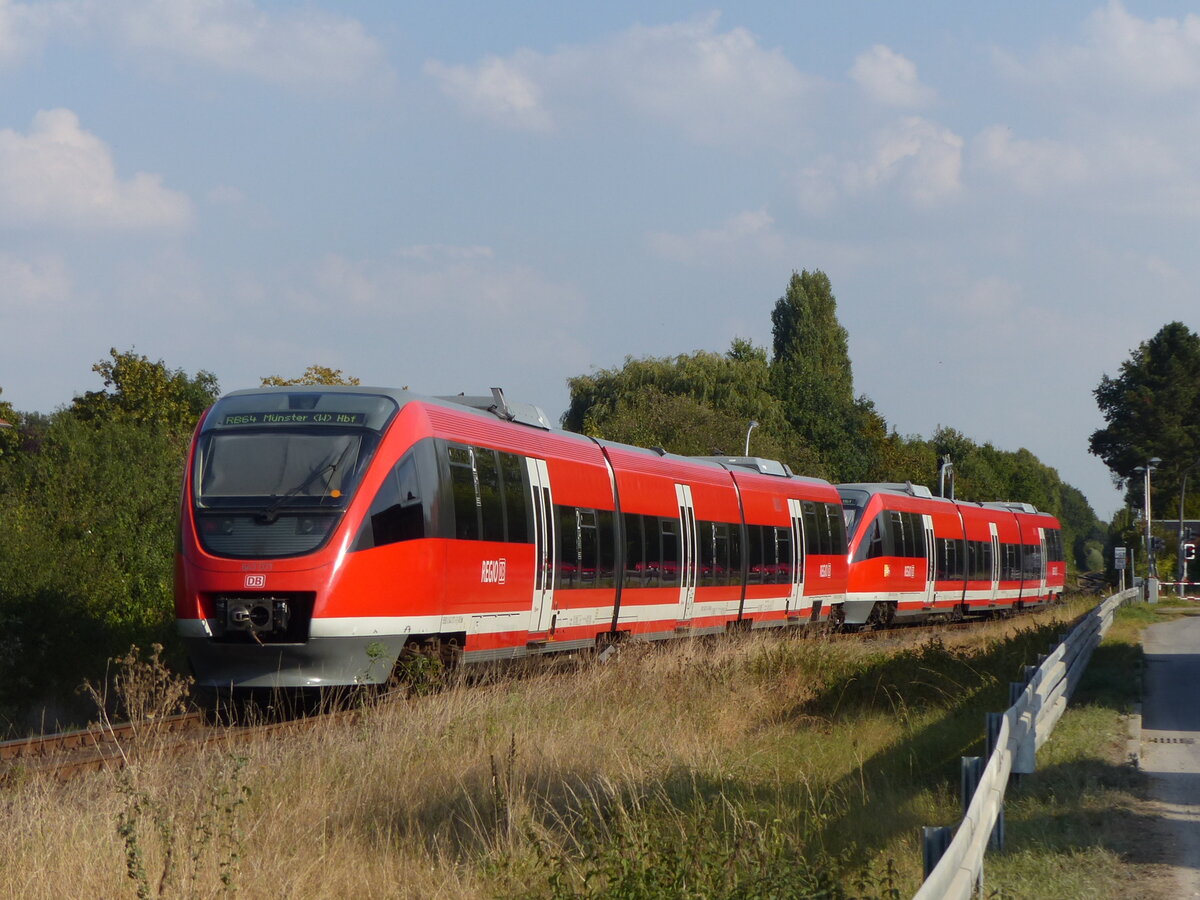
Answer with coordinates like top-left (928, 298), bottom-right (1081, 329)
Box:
top-left (4, 1), bottom-right (1200, 520)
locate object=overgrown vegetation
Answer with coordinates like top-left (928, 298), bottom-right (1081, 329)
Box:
top-left (0, 350), bottom-right (216, 733)
top-left (2, 598), bottom-right (1161, 898)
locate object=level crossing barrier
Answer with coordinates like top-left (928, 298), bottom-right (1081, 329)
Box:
top-left (913, 588), bottom-right (1140, 899)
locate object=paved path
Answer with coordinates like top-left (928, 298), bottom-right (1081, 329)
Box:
top-left (1142, 615), bottom-right (1200, 897)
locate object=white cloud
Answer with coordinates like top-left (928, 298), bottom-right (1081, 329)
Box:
top-left (0, 0), bottom-right (83, 65)
top-left (972, 126), bottom-right (1091, 193)
top-left (426, 13), bottom-right (818, 145)
top-left (272, 247), bottom-right (589, 387)
top-left (424, 54), bottom-right (553, 131)
top-left (106, 0), bottom-right (391, 88)
top-left (0, 252), bottom-right (72, 307)
top-left (0, 0), bottom-right (388, 88)
top-left (801, 117), bottom-right (963, 210)
top-left (646, 209), bottom-right (779, 263)
top-left (1001, 1), bottom-right (1200, 95)
top-left (850, 45), bottom-right (935, 107)
top-left (0, 109), bottom-right (191, 230)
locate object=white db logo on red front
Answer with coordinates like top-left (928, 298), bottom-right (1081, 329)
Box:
top-left (244, 574), bottom-right (267, 588)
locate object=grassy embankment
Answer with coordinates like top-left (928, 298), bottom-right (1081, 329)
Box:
top-left (0, 595), bottom-right (1166, 899)
top-left (985, 598), bottom-right (1192, 899)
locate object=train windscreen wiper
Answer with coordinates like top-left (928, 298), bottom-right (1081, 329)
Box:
top-left (258, 442), bottom-right (355, 523)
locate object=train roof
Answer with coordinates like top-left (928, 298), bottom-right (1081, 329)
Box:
top-left (210, 385), bottom-right (839, 491)
top-left (837, 482), bottom-right (951, 502)
top-left (976, 500), bottom-right (1044, 515)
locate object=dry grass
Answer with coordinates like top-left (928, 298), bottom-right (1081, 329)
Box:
top-left (0, 600), bottom-right (1106, 899)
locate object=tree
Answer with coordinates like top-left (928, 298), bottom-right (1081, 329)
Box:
top-left (562, 341), bottom-right (826, 474)
top-left (261, 365), bottom-right (361, 386)
top-left (1090, 322), bottom-right (1200, 515)
top-left (0, 387), bottom-right (19, 462)
top-left (72, 348), bottom-right (219, 432)
top-left (769, 270), bottom-right (886, 480)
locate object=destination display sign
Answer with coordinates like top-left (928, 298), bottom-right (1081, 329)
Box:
top-left (220, 411), bottom-right (366, 427)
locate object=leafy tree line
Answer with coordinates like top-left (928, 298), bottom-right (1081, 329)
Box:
top-left (0, 353), bottom-right (353, 732)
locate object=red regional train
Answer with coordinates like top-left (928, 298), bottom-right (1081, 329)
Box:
top-left (838, 483), bottom-right (1066, 627)
top-left (175, 386), bottom-right (853, 690)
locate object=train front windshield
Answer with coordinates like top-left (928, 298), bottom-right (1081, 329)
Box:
top-left (198, 431), bottom-right (363, 508)
top-left (190, 391), bottom-right (398, 558)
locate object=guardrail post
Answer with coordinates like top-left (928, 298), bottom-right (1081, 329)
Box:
top-left (1009, 681), bottom-right (1024, 706)
top-left (986, 711), bottom-right (1003, 758)
top-left (961, 755), bottom-right (984, 815)
top-left (922, 825), bottom-right (953, 880)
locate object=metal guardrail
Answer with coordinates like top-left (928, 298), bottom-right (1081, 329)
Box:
top-left (914, 588), bottom-right (1140, 899)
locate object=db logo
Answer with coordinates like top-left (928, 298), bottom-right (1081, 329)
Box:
top-left (244, 574), bottom-right (267, 588)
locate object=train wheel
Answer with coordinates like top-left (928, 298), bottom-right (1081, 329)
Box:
top-left (863, 601), bottom-right (896, 631)
top-left (821, 604), bottom-right (846, 634)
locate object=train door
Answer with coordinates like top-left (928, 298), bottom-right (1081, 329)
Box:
top-left (526, 458), bottom-right (556, 633)
top-left (1038, 528), bottom-right (1048, 601)
top-left (922, 514), bottom-right (936, 608)
top-left (675, 484), bottom-right (698, 622)
top-left (787, 499), bottom-right (805, 614)
top-left (988, 522), bottom-right (1001, 604)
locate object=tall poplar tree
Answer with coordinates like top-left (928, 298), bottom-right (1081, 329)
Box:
top-left (769, 270), bottom-right (881, 480)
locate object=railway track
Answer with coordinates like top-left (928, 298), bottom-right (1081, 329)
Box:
top-left (0, 706), bottom-right (366, 784)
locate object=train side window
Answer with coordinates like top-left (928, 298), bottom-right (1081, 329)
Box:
top-left (475, 448), bottom-right (505, 543)
top-left (728, 522), bottom-right (743, 587)
top-left (624, 513), bottom-right (650, 588)
top-left (802, 502), bottom-right (821, 556)
top-left (555, 506), bottom-right (579, 589)
top-left (747, 524), bottom-right (766, 583)
top-left (1023, 542), bottom-right (1042, 579)
top-left (774, 526), bottom-right (793, 584)
top-left (499, 452), bottom-right (531, 543)
top-left (579, 508), bottom-right (599, 587)
top-left (356, 453), bottom-right (426, 549)
top-left (699, 522), bottom-right (717, 588)
top-left (826, 503), bottom-right (847, 555)
top-left (888, 511), bottom-right (906, 557)
top-left (853, 515), bottom-right (884, 563)
top-left (596, 509), bottom-right (615, 588)
top-left (447, 444), bottom-right (480, 541)
top-left (659, 517), bottom-right (681, 587)
top-left (904, 513), bottom-right (926, 559)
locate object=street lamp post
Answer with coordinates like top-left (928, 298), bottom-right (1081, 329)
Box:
top-left (1178, 459), bottom-right (1200, 598)
top-left (744, 420), bottom-right (758, 457)
top-left (1133, 457), bottom-right (1162, 602)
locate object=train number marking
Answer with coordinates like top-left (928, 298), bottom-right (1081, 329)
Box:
top-left (481, 559), bottom-right (507, 585)
top-left (244, 574), bottom-right (267, 588)
top-left (904, 565), bottom-right (915, 578)
top-left (819, 563), bottom-right (832, 578)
